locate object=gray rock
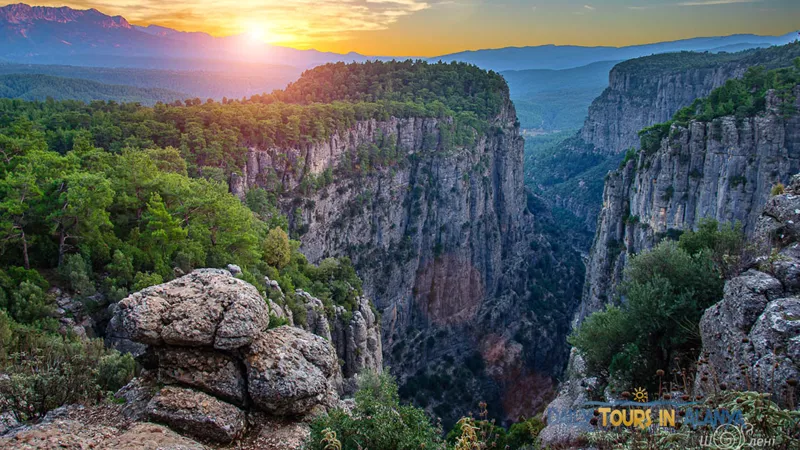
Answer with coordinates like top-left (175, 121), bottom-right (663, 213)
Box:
top-left (226, 264), bottom-right (242, 275)
top-left (245, 326), bottom-right (339, 416)
top-left (157, 347), bottom-right (247, 405)
top-left (695, 178), bottom-right (800, 401)
top-left (105, 302), bottom-right (147, 357)
top-left (146, 386), bottom-right (245, 444)
top-left (113, 269), bottom-right (268, 350)
top-left (115, 374), bottom-right (159, 421)
top-left (0, 412), bottom-right (18, 436)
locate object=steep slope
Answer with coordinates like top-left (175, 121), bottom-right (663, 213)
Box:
top-left (530, 43), bottom-right (800, 238)
top-left (228, 62), bottom-right (584, 425)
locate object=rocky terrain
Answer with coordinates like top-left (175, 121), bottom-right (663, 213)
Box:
top-left (532, 43), bottom-right (800, 236)
top-left (695, 174), bottom-right (800, 400)
top-left (1, 269), bottom-right (347, 449)
top-left (230, 94), bottom-right (583, 423)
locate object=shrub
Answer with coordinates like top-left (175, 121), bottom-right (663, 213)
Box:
top-left (506, 415), bottom-right (545, 449)
top-left (263, 227), bottom-right (292, 270)
top-left (569, 305), bottom-right (633, 376)
top-left (58, 253), bottom-right (96, 297)
top-left (132, 271), bottom-right (164, 291)
top-left (0, 312), bottom-right (135, 421)
top-left (308, 372), bottom-right (442, 450)
top-left (772, 182), bottom-right (786, 196)
top-left (572, 237), bottom-right (731, 388)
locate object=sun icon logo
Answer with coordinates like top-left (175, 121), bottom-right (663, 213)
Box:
top-left (632, 387), bottom-right (648, 403)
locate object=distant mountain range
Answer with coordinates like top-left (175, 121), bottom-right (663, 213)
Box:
top-left (0, 3), bottom-right (797, 72)
top-left (0, 3), bottom-right (373, 70)
top-left (435, 33), bottom-right (800, 71)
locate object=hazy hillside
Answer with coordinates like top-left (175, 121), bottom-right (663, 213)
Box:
top-left (0, 62), bottom-right (301, 100)
top-left (0, 73), bottom-right (187, 104)
top-left (503, 61), bottom-right (618, 130)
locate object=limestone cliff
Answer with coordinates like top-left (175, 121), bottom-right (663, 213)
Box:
top-left (230, 95), bottom-right (582, 424)
top-left (582, 86), bottom-right (800, 321)
top-left (535, 43), bottom-right (800, 238)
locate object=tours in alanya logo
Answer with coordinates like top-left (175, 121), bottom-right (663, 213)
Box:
top-left (546, 386), bottom-right (745, 431)
top-left (546, 386), bottom-right (782, 449)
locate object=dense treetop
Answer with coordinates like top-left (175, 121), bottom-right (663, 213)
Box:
top-left (256, 60), bottom-right (510, 121)
top-left (0, 61), bottom-right (510, 179)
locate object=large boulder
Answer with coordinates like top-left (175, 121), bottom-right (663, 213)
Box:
top-left (113, 269), bottom-right (269, 350)
top-left (146, 386), bottom-right (246, 444)
top-left (245, 326), bottom-right (340, 416)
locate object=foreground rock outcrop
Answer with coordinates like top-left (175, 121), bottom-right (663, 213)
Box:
top-left (695, 175), bottom-right (800, 400)
top-left (271, 286), bottom-right (383, 394)
top-left (16, 269), bottom-right (343, 447)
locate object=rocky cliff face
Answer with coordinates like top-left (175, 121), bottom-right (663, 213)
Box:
top-left (582, 86), bottom-right (800, 321)
top-left (231, 97), bottom-right (582, 424)
top-left (694, 174), bottom-right (800, 401)
top-left (536, 44), bottom-right (800, 239)
top-left (540, 86), bottom-right (800, 447)
top-left (580, 64), bottom-right (746, 156)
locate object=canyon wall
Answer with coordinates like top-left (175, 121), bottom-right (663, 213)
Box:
top-left (230, 97), bottom-right (583, 424)
top-left (540, 44), bottom-right (800, 238)
top-left (581, 87), bottom-right (800, 321)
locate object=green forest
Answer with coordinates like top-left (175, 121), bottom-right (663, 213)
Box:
top-left (0, 61), bottom-right (518, 426)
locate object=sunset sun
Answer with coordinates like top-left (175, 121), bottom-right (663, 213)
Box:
top-left (244, 23), bottom-right (268, 42)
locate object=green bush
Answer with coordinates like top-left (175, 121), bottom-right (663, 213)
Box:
top-left (571, 230), bottom-right (735, 387)
top-left (0, 311), bottom-right (135, 421)
top-left (506, 415), bottom-right (545, 449)
top-left (308, 372), bottom-right (442, 450)
top-left (58, 253), bottom-right (96, 297)
top-left (569, 305), bottom-right (633, 376)
top-left (132, 272), bottom-right (164, 291)
top-left (263, 227), bottom-right (292, 270)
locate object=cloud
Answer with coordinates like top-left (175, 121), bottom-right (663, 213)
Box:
top-left (583, 4), bottom-right (595, 10)
top-left (32, 0), bottom-right (441, 46)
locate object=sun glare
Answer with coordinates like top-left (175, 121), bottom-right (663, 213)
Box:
top-left (245, 23), bottom-right (268, 42)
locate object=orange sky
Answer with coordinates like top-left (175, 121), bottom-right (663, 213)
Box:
top-left (29, 0), bottom-right (800, 56)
